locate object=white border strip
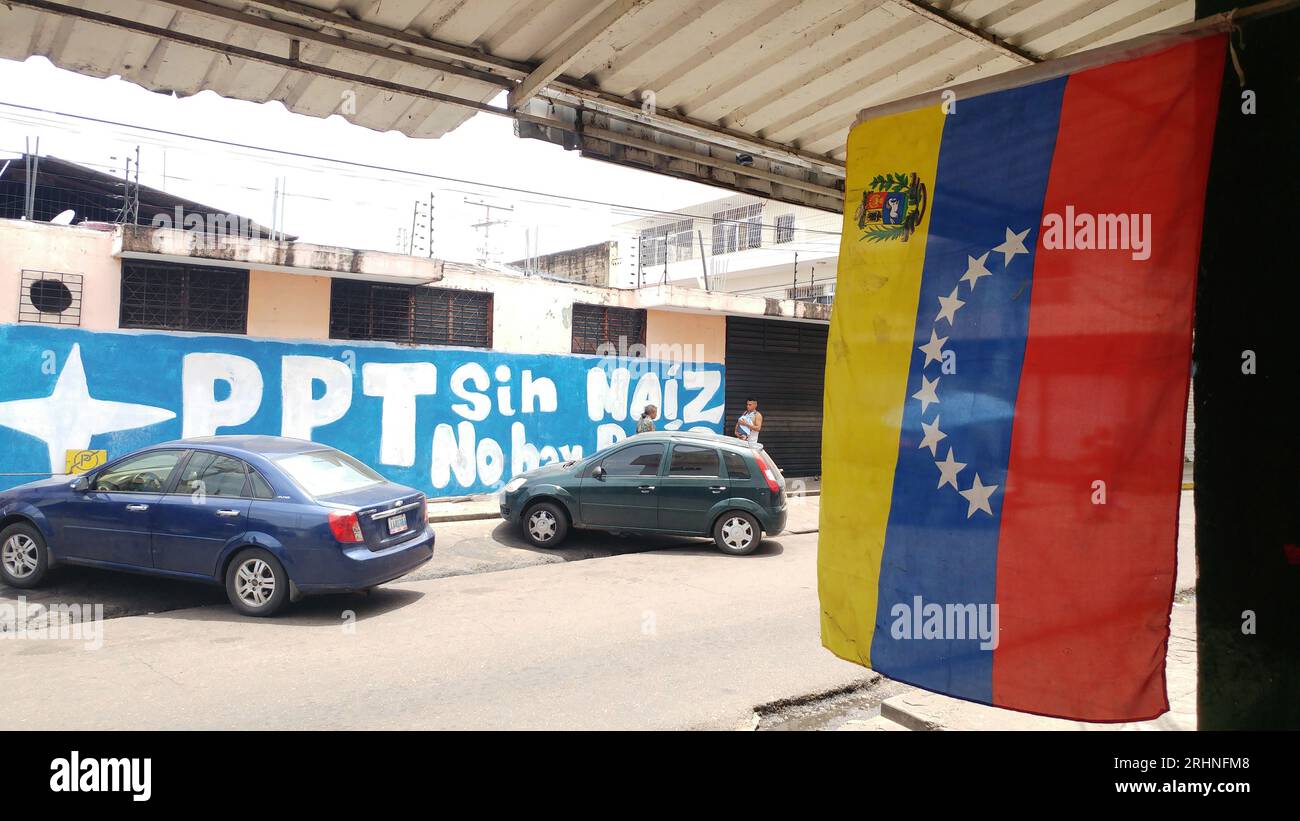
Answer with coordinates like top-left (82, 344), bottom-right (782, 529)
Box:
top-left (850, 1), bottom-right (1300, 128)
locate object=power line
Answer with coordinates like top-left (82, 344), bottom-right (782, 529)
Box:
top-left (0, 101), bottom-right (845, 237)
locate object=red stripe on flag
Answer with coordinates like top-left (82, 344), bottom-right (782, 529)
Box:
top-left (991, 36), bottom-right (1225, 721)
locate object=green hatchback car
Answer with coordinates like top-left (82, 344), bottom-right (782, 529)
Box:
top-left (499, 431), bottom-right (788, 555)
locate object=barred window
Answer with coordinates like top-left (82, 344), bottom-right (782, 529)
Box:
top-left (638, 219), bottom-right (694, 267)
top-left (119, 260), bottom-right (248, 334)
top-left (571, 303), bottom-right (646, 356)
top-left (711, 203), bottom-right (763, 255)
top-left (329, 280), bottom-right (492, 347)
top-left (775, 213), bottom-right (796, 244)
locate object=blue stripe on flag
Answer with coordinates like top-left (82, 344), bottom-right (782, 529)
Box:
top-left (869, 78), bottom-right (1066, 701)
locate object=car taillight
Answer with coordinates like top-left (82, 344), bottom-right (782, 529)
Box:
top-left (328, 511), bottom-right (365, 543)
top-left (760, 454), bottom-right (782, 494)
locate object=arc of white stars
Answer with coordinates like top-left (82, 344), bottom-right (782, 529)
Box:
top-left (915, 226), bottom-right (1027, 519)
top-left (992, 226), bottom-right (1031, 267)
top-left (917, 328), bottom-right (948, 368)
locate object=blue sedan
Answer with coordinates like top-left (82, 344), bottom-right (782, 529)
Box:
top-left (0, 436), bottom-right (435, 616)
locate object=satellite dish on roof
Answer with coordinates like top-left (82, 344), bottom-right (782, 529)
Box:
top-left (49, 209), bottom-right (76, 225)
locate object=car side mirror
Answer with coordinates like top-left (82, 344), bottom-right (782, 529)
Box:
top-left (592, 465), bottom-right (606, 480)
top-left (70, 475), bottom-right (90, 492)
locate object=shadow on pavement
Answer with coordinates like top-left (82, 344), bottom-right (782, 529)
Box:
top-left (151, 586), bottom-right (426, 627)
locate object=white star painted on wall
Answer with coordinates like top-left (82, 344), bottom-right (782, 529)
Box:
top-left (992, 227), bottom-right (1031, 267)
top-left (0, 344), bottom-right (176, 473)
top-left (911, 375), bottom-right (940, 415)
top-left (918, 416), bottom-right (947, 456)
top-left (958, 473), bottom-right (999, 518)
top-left (935, 287), bottom-right (965, 325)
top-left (917, 328), bottom-right (948, 368)
top-left (960, 252), bottom-right (993, 290)
top-left (935, 447), bottom-right (966, 490)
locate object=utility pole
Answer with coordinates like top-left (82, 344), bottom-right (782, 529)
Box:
top-left (409, 194), bottom-right (434, 257)
top-left (23, 136), bottom-right (40, 220)
top-left (464, 198), bottom-right (513, 266)
top-left (636, 234), bottom-right (644, 288)
top-left (698, 230), bottom-right (709, 291)
top-left (112, 145), bottom-right (140, 225)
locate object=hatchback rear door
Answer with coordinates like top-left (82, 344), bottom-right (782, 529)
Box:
top-left (657, 443), bottom-right (726, 533)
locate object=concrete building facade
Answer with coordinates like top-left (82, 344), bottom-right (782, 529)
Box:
top-left (0, 219), bottom-right (827, 498)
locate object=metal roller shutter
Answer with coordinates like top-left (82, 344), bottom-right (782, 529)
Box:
top-left (725, 317), bottom-right (828, 478)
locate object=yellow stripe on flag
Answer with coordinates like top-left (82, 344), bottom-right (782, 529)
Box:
top-left (818, 104), bottom-right (946, 669)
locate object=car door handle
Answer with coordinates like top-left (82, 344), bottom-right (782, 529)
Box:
top-left (216, 509), bottom-right (241, 518)
top-left (709, 486), bottom-right (727, 493)
top-left (125, 503), bottom-right (149, 512)
top-left (638, 485), bottom-right (655, 493)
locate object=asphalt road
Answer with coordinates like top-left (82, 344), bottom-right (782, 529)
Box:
top-left (0, 492), bottom-right (824, 626)
top-left (0, 528), bottom-right (871, 730)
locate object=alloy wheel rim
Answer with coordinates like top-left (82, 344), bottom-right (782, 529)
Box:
top-left (1, 534), bottom-right (38, 578)
top-left (528, 511), bottom-right (557, 542)
top-left (235, 558), bottom-right (276, 607)
top-left (721, 517), bottom-right (754, 550)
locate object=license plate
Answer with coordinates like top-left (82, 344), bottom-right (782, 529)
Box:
top-left (386, 513), bottom-right (409, 535)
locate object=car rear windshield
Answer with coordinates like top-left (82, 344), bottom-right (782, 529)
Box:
top-left (273, 449), bottom-right (385, 497)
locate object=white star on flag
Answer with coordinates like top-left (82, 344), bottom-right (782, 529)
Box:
top-left (917, 328), bottom-right (948, 368)
top-left (960, 251), bottom-right (994, 290)
top-left (935, 287), bottom-right (965, 325)
top-left (935, 447), bottom-right (966, 490)
top-left (993, 226), bottom-right (1031, 267)
top-left (0, 344), bottom-right (176, 473)
top-left (959, 473), bottom-right (999, 518)
top-left (918, 415), bottom-right (947, 456)
top-left (911, 375), bottom-right (940, 414)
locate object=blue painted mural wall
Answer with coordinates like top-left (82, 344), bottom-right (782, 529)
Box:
top-left (0, 325), bottom-right (725, 496)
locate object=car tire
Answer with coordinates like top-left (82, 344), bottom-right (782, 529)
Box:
top-left (225, 548), bottom-right (289, 617)
top-left (521, 501), bottom-right (568, 548)
top-left (0, 522), bottom-right (50, 588)
top-left (713, 511), bottom-right (762, 556)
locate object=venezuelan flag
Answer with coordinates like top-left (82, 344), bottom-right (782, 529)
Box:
top-left (819, 34), bottom-right (1225, 722)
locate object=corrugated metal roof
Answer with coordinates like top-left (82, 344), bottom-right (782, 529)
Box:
top-left (0, 0), bottom-right (1196, 181)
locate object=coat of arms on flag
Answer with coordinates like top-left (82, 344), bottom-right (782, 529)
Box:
top-left (854, 172), bottom-right (928, 242)
top-left (819, 31), bottom-right (1227, 722)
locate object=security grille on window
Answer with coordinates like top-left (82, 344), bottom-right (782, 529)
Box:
top-left (329, 280), bottom-right (492, 347)
top-left (711, 203), bottom-right (763, 255)
top-left (120, 260), bottom-right (248, 333)
top-left (638, 219), bottom-right (694, 267)
top-left (571, 303), bottom-right (646, 356)
top-left (19, 269), bottom-right (82, 325)
top-left (787, 282), bottom-right (836, 304)
top-left (775, 213), bottom-right (796, 244)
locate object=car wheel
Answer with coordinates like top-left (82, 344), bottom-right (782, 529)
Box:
top-left (0, 522), bottom-right (49, 588)
top-left (225, 548), bottom-right (289, 617)
top-left (522, 501), bottom-right (568, 548)
top-left (713, 511), bottom-right (762, 556)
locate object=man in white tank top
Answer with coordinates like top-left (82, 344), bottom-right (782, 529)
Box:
top-left (735, 398), bottom-right (763, 443)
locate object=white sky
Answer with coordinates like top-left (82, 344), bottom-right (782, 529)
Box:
top-left (0, 56), bottom-right (729, 264)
